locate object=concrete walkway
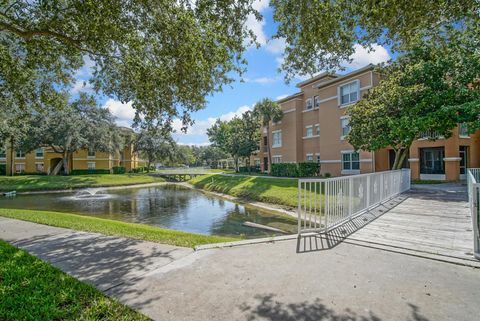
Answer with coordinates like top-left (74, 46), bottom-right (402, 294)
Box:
top-left (1, 185), bottom-right (479, 321)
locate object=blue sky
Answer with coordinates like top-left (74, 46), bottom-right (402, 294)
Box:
top-left (71, 1), bottom-right (392, 146)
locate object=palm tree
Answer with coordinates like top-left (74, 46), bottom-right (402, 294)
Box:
top-left (253, 98), bottom-right (283, 173)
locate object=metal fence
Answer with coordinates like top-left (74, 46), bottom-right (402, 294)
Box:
top-left (298, 169), bottom-right (411, 234)
top-left (467, 168), bottom-right (480, 260)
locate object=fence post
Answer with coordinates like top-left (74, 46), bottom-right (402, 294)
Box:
top-left (297, 180), bottom-right (301, 234)
top-left (348, 178), bottom-right (353, 218)
top-left (366, 175), bottom-right (371, 208)
top-left (474, 185), bottom-right (480, 259)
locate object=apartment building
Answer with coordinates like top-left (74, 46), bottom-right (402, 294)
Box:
top-left (255, 64), bottom-right (480, 181)
top-left (0, 128), bottom-right (145, 175)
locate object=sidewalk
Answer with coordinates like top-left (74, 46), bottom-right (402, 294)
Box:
top-left (1, 216), bottom-right (479, 321)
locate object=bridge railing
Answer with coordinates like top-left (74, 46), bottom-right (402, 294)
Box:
top-left (298, 169), bottom-right (411, 235)
top-left (467, 168), bottom-right (480, 260)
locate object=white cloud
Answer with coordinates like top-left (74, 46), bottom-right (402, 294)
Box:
top-left (244, 76), bottom-right (278, 84)
top-left (245, 0), bottom-right (270, 46)
top-left (264, 37), bottom-right (286, 54)
top-left (74, 55), bottom-right (95, 79)
top-left (344, 44), bottom-right (391, 69)
top-left (103, 99), bottom-right (136, 128)
top-left (70, 79), bottom-right (93, 95)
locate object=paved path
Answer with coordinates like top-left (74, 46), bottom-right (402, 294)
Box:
top-left (1, 185), bottom-right (479, 321)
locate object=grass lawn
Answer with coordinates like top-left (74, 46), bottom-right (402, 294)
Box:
top-left (0, 239), bottom-right (150, 320)
top-left (0, 208), bottom-right (238, 248)
top-left (190, 174), bottom-right (302, 208)
top-left (0, 174), bottom-right (165, 192)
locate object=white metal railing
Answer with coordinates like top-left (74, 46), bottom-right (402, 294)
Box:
top-left (467, 168), bottom-right (480, 260)
top-left (298, 169), bottom-right (411, 234)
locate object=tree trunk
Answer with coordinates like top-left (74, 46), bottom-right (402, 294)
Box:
top-left (266, 124), bottom-right (271, 174)
top-left (234, 155), bottom-right (239, 172)
top-left (62, 152), bottom-right (71, 175)
top-left (392, 147), bottom-right (410, 170)
top-left (147, 160), bottom-right (151, 172)
top-left (9, 136), bottom-right (14, 176)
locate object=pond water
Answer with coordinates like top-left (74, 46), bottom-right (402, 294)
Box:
top-left (0, 184), bottom-right (297, 238)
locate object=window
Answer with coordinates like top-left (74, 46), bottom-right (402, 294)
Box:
top-left (87, 148), bottom-right (95, 158)
top-left (272, 130), bottom-right (282, 148)
top-left (315, 124), bottom-right (320, 136)
top-left (305, 98), bottom-right (313, 110)
top-left (314, 96), bottom-right (321, 108)
top-left (35, 148), bottom-right (44, 158)
top-left (15, 150), bottom-right (25, 158)
top-left (87, 162), bottom-right (96, 170)
top-left (35, 163), bottom-right (44, 173)
top-left (306, 126), bottom-right (313, 137)
top-left (316, 154), bottom-right (321, 163)
top-left (306, 154), bottom-right (314, 162)
top-left (15, 163), bottom-right (25, 174)
top-left (338, 80), bottom-right (359, 106)
top-left (254, 159), bottom-right (261, 166)
top-left (0, 148), bottom-right (5, 159)
top-left (459, 123), bottom-right (469, 137)
top-left (420, 148), bottom-right (444, 174)
top-left (272, 155), bottom-right (282, 163)
top-left (342, 152), bottom-right (360, 171)
top-left (341, 117), bottom-right (350, 139)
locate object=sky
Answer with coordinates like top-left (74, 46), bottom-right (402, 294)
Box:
top-left (71, 1), bottom-right (392, 146)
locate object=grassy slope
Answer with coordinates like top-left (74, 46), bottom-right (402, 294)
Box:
top-left (0, 208), bottom-right (238, 248)
top-left (0, 174), bottom-right (165, 192)
top-left (0, 240), bottom-right (150, 321)
top-left (190, 174), bottom-right (300, 208)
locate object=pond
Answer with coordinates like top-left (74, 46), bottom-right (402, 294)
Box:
top-left (0, 184), bottom-right (297, 238)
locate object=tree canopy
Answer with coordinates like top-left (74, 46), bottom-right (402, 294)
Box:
top-left (271, 0), bottom-right (478, 80)
top-left (134, 128), bottom-right (176, 171)
top-left (0, 0), bottom-right (259, 129)
top-left (347, 26), bottom-right (480, 169)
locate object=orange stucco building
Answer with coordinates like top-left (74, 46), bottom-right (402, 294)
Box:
top-left (254, 64), bottom-right (480, 181)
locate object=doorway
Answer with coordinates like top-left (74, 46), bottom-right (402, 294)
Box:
top-left (459, 146), bottom-right (468, 180)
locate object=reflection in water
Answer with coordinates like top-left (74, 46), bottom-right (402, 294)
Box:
top-left (0, 184), bottom-right (297, 238)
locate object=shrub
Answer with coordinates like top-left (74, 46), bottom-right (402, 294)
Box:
top-left (271, 162), bottom-right (320, 177)
top-left (71, 169), bottom-right (111, 175)
top-left (238, 166), bottom-right (261, 173)
top-left (0, 164), bottom-right (6, 175)
top-left (112, 166), bottom-right (126, 174)
top-left (130, 166), bottom-right (146, 173)
top-left (324, 172), bottom-right (331, 178)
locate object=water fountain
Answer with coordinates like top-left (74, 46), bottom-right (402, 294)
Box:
top-left (71, 188), bottom-right (112, 200)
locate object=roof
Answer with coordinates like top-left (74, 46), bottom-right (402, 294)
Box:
top-left (295, 71), bottom-right (340, 88)
top-left (313, 64), bottom-right (375, 89)
top-left (276, 92), bottom-right (303, 104)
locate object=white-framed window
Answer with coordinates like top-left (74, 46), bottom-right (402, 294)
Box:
top-left (272, 155), bottom-right (282, 164)
top-left (35, 148), bottom-right (44, 159)
top-left (15, 163), bottom-right (25, 174)
top-left (306, 125), bottom-right (313, 137)
top-left (341, 117), bottom-right (350, 139)
top-left (459, 123), bottom-right (469, 138)
top-left (314, 95), bottom-right (321, 108)
top-left (272, 130), bottom-right (282, 148)
top-left (338, 80), bottom-right (359, 106)
top-left (306, 154), bottom-right (314, 162)
top-left (305, 98), bottom-right (313, 110)
top-left (87, 162), bottom-right (96, 170)
top-left (35, 162), bottom-right (44, 173)
top-left (15, 150), bottom-right (25, 158)
top-left (87, 148), bottom-right (96, 158)
top-left (315, 124), bottom-right (320, 136)
top-left (342, 151), bottom-right (360, 171)
top-left (0, 147), bottom-right (6, 159)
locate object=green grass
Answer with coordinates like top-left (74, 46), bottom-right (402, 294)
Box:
top-left (0, 208), bottom-right (238, 248)
top-left (190, 174), bottom-right (302, 208)
top-left (0, 239), bottom-right (150, 320)
top-left (0, 174), bottom-right (165, 192)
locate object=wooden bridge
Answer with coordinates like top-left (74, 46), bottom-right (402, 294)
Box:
top-left (149, 171), bottom-right (208, 182)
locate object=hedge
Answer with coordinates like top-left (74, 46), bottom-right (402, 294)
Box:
top-left (112, 166), bottom-right (126, 174)
top-left (71, 169), bottom-right (111, 175)
top-left (271, 162), bottom-right (320, 177)
top-left (238, 166), bottom-right (261, 173)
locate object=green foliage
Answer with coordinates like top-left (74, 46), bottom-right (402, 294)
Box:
top-left (271, 162), bottom-right (319, 177)
top-left (112, 166), bottom-right (126, 174)
top-left (0, 0), bottom-right (261, 130)
top-left (238, 166), bottom-right (261, 173)
top-left (71, 169), bottom-right (111, 175)
top-left (0, 208), bottom-right (237, 248)
top-left (0, 239), bottom-right (150, 320)
top-left (347, 26), bottom-right (480, 169)
top-left (0, 174), bottom-right (164, 192)
top-left (130, 167), bottom-right (146, 173)
top-left (134, 128), bottom-right (176, 170)
top-left (271, 0), bottom-right (477, 80)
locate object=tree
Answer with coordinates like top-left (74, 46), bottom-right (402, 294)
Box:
top-left (134, 129), bottom-right (176, 171)
top-left (253, 99), bottom-right (283, 173)
top-left (201, 145), bottom-right (228, 168)
top-left (207, 111), bottom-right (260, 172)
top-left (347, 29), bottom-right (480, 169)
top-left (21, 93), bottom-right (122, 175)
top-left (270, 0), bottom-right (477, 80)
top-left (0, 0), bottom-right (260, 130)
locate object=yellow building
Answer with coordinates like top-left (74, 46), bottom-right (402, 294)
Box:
top-left (0, 129), bottom-right (146, 175)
